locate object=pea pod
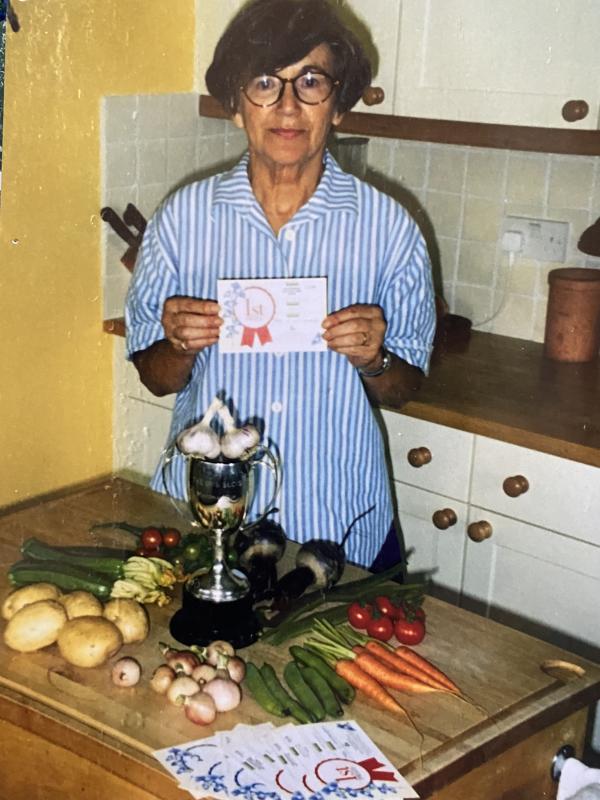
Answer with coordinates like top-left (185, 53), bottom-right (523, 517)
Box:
top-left (244, 662), bottom-right (288, 718)
top-left (283, 661), bottom-right (325, 722)
top-left (260, 664), bottom-right (312, 724)
top-left (290, 645), bottom-right (355, 704)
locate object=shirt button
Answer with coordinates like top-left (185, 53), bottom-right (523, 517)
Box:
top-left (284, 228), bottom-right (296, 241)
top-left (271, 401), bottom-right (283, 413)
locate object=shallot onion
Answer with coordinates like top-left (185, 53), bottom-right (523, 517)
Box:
top-left (202, 653), bottom-right (242, 712)
top-left (204, 639), bottom-right (235, 666)
top-left (111, 657), bottom-right (141, 688)
top-left (166, 675), bottom-right (201, 706)
top-left (160, 642), bottom-right (200, 675)
top-left (184, 691), bottom-right (217, 725)
top-left (192, 663), bottom-right (217, 684)
top-left (150, 664), bottom-right (176, 694)
top-left (225, 655), bottom-right (246, 684)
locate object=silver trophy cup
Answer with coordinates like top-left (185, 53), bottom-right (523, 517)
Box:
top-left (163, 444), bottom-right (280, 603)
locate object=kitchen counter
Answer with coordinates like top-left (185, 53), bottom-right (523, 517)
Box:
top-left (388, 330), bottom-right (600, 469)
top-left (1, 477), bottom-right (600, 799)
top-left (104, 321), bottom-right (600, 468)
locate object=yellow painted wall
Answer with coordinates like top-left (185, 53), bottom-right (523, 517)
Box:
top-left (0, 1), bottom-right (195, 506)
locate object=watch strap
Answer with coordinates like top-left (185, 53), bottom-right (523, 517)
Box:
top-left (358, 348), bottom-right (392, 378)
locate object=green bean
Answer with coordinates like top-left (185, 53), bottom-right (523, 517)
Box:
top-left (260, 664), bottom-right (312, 724)
top-left (244, 662), bottom-right (288, 718)
top-left (283, 661), bottom-right (325, 722)
top-left (290, 645), bottom-right (355, 704)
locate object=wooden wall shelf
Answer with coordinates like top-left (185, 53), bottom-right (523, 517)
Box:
top-left (199, 94), bottom-right (600, 156)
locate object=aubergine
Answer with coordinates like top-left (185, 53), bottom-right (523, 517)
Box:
top-left (272, 506), bottom-right (375, 611)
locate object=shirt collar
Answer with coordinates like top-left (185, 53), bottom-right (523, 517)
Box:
top-left (212, 150), bottom-right (359, 220)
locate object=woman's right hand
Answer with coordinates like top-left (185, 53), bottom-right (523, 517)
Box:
top-left (162, 296), bottom-right (223, 354)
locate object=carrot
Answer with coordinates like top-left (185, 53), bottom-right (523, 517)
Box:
top-left (394, 645), bottom-right (459, 693)
top-left (353, 647), bottom-right (442, 694)
top-left (334, 659), bottom-right (409, 713)
top-left (335, 659), bottom-right (424, 750)
top-left (364, 641), bottom-right (451, 692)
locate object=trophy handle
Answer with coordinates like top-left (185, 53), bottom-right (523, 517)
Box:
top-left (159, 442), bottom-right (197, 525)
top-left (241, 446), bottom-right (281, 533)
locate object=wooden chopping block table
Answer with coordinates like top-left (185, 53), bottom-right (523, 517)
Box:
top-left (0, 477), bottom-right (599, 800)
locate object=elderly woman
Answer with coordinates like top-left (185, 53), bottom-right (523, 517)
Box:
top-left (125, 0), bottom-right (435, 569)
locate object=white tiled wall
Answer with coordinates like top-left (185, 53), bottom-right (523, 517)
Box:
top-left (101, 91), bottom-right (600, 480)
top-left (363, 138), bottom-right (600, 340)
top-left (101, 93), bottom-right (246, 319)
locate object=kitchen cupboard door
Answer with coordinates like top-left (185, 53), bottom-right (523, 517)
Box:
top-left (395, 0), bottom-right (600, 129)
top-left (393, 482), bottom-right (468, 602)
top-left (462, 508), bottom-right (600, 659)
top-left (380, 411), bottom-right (474, 502)
top-left (470, 436), bottom-right (600, 547)
top-left (339, 0), bottom-right (401, 115)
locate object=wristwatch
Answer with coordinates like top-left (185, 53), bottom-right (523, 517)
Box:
top-left (358, 348), bottom-right (392, 378)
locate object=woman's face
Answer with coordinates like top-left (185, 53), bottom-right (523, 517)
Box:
top-left (232, 43), bottom-right (344, 172)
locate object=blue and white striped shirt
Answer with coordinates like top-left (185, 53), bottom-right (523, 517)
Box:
top-left (125, 151), bottom-right (435, 567)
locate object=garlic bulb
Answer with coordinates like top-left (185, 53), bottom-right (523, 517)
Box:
top-left (177, 397), bottom-right (223, 458)
top-left (218, 405), bottom-right (260, 460)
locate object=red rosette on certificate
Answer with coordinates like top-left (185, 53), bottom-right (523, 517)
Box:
top-left (234, 286), bottom-right (276, 348)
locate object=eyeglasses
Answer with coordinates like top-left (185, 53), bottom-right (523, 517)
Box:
top-left (241, 69), bottom-right (340, 107)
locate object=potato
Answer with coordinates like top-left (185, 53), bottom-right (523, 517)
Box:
top-left (4, 599), bottom-right (67, 652)
top-left (60, 591), bottom-right (104, 620)
top-left (57, 616), bottom-right (123, 668)
top-left (2, 583), bottom-right (63, 620)
top-left (103, 598), bottom-right (149, 644)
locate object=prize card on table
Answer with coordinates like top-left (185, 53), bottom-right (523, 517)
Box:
top-left (153, 720), bottom-right (418, 800)
top-left (218, 277), bottom-right (328, 354)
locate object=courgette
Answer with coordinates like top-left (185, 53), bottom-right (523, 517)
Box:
top-left (21, 537), bottom-right (125, 580)
top-left (290, 645), bottom-right (355, 704)
top-left (8, 560), bottom-right (114, 599)
top-left (290, 644), bottom-right (356, 704)
top-left (283, 661), bottom-right (325, 722)
top-left (299, 665), bottom-right (343, 718)
top-left (244, 662), bottom-right (288, 718)
top-left (260, 663), bottom-right (312, 724)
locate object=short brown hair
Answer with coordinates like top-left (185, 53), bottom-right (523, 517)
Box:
top-left (205, 0), bottom-right (372, 115)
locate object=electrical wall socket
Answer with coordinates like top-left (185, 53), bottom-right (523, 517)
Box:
top-left (501, 215), bottom-right (569, 262)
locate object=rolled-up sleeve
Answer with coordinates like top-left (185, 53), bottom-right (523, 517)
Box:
top-left (124, 202), bottom-right (179, 360)
top-left (379, 212), bottom-right (436, 375)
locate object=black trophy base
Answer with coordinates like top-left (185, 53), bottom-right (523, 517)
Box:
top-left (169, 585), bottom-right (261, 649)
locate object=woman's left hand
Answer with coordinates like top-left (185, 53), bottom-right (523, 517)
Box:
top-left (322, 304), bottom-right (386, 370)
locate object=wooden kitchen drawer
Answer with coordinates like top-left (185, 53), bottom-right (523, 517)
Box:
top-left (471, 435), bottom-right (600, 546)
top-left (380, 411), bottom-right (474, 502)
top-left (463, 507), bottom-right (600, 658)
top-left (393, 482), bottom-right (467, 601)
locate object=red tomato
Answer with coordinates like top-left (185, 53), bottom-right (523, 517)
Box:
top-left (396, 604), bottom-right (426, 622)
top-left (394, 617), bottom-right (426, 645)
top-left (347, 602), bottom-right (373, 630)
top-left (366, 614), bottom-right (395, 642)
top-left (162, 527), bottom-right (181, 548)
top-left (374, 595), bottom-right (400, 619)
top-left (140, 527), bottom-right (163, 550)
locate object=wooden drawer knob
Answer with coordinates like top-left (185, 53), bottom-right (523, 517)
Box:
top-left (503, 475), bottom-right (529, 497)
top-left (362, 86), bottom-right (385, 106)
top-left (407, 447), bottom-right (432, 467)
top-left (562, 99), bottom-right (589, 122)
top-left (467, 520), bottom-right (493, 542)
top-left (432, 508), bottom-right (457, 530)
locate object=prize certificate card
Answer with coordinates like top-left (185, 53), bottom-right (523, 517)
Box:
top-left (217, 278), bottom-right (327, 354)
